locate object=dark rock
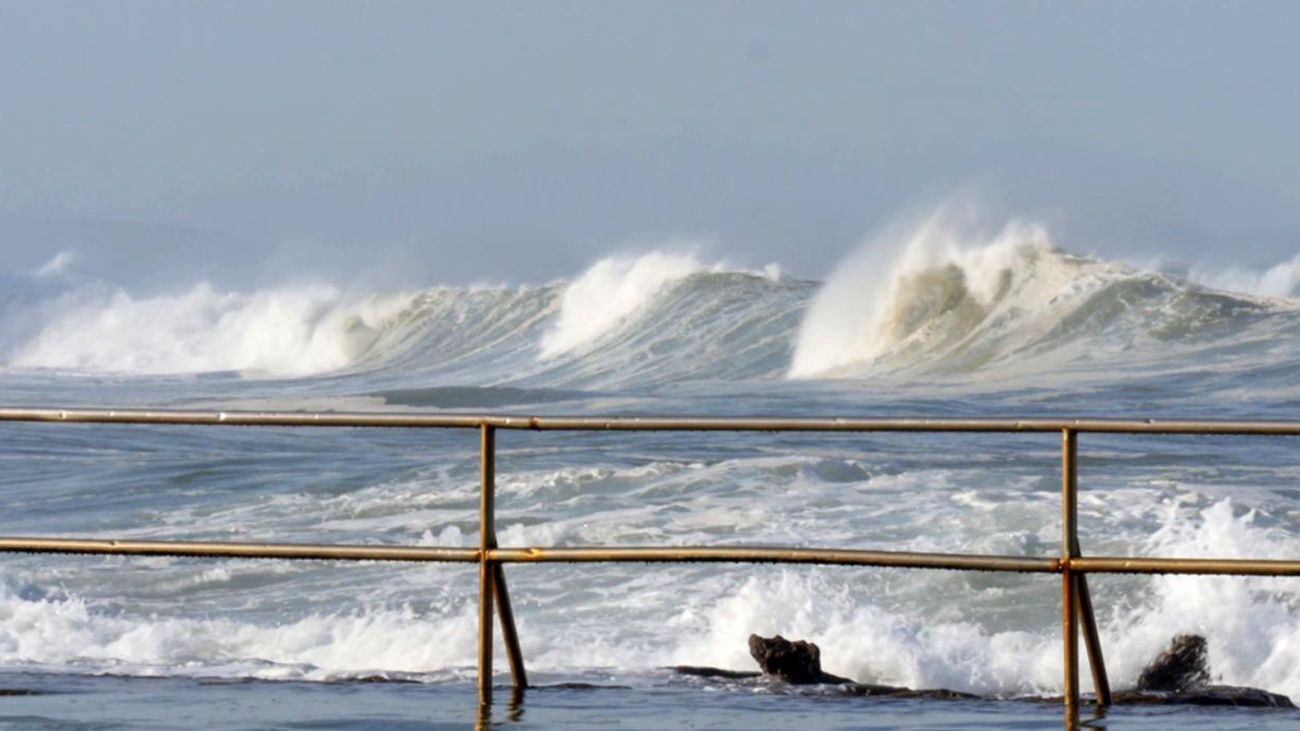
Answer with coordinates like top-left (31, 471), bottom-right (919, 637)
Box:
top-left (671, 660), bottom-right (977, 701)
top-left (1136, 634), bottom-right (1210, 692)
top-left (354, 674), bottom-right (420, 684)
top-left (835, 682), bottom-right (909, 696)
top-left (532, 682), bottom-right (633, 691)
top-left (841, 684), bottom-right (979, 700)
top-left (1114, 634), bottom-right (1294, 707)
top-left (748, 634), bottom-right (854, 685)
top-left (1113, 686), bottom-right (1294, 708)
top-left (669, 666), bottom-right (762, 680)
top-left (745, 634), bottom-right (978, 698)
top-left (678, 631), bottom-right (1292, 710)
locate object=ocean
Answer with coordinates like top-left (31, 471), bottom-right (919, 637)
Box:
top-left (1, 216), bottom-right (1299, 728)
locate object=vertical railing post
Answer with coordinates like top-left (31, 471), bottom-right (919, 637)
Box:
top-left (493, 562), bottom-right (529, 689)
top-left (477, 424), bottom-right (497, 707)
top-left (477, 424), bottom-right (529, 704)
top-left (1074, 570), bottom-right (1111, 705)
top-left (1061, 428), bottom-right (1079, 710)
top-left (1066, 427), bottom-right (1112, 706)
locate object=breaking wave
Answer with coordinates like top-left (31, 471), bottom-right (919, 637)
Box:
top-left (1189, 252), bottom-right (1300, 299)
top-left (789, 211), bottom-right (1299, 378)
top-left (6, 282), bottom-right (422, 377)
top-left (0, 251), bottom-right (803, 387)
top-left (3, 219), bottom-right (1298, 386)
top-left (539, 249), bottom-right (713, 359)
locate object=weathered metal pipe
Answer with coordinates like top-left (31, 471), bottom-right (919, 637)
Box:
top-left (487, 546), bottom-right (1059, 572)
top-left (1074, 573), bottom-right (1111, 705)
top-left (1070, 557), bottom-right (1300, 575)
top-left (1061, 429), bottom-right (1080, 709)
top-left (479, 422), bottom-right (529, 694)
top-left (4, 537), bottom-right (1299, 578)
top-left (478, 425), bottom-right (497, 707)
top-left (493, 564), bottom-right (528, 689)
top-left (2, 407), bottom-right (1300, 435)
top-left (1063, 430), bottom-right (1112, 706)
top-left (0, 537), bottom-right (479, 562)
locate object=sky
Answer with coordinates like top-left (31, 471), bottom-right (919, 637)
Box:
top-left (0, 1), bottom-right (1298, 287)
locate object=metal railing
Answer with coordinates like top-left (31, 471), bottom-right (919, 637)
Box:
top-left (2, 407), bottom-right (1299, 714)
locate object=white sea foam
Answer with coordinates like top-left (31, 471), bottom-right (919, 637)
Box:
top-left (1095, 499), bottom-right (1300, 696)
top-left (538, 249), bottom-right (712, 359)
top-left (1189, 252), bottom-right (1300, 299)
top-left (3, 247), bottom-right (792, 382)
top-left (7, 282), bottom-right (419, 377)
top-left (665, 496), bottom-right (1300, 697)
top-left (0, 577), bottom-right (480, 679)
top-left (787, 209), bottom-right (1294, 379)
top-left (5, 499), bottom-right (1296, 695)
top-left (2, 445), bottom-right (1300, 701)
top-left (788, 211), bottom-right (1085, 377)
top-left (3, 226), bottom-right (1294, 383)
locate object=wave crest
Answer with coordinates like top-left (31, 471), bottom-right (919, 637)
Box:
top-left (789, 212), bottom-right (1291, 379)
top-left (8, 283), bottom-right (420, 377)
top-left (539, 250), bottom-right (711, 359)
top-left (1191, 253), bottom-right (1300, 299)
top-left (3, 223), bottom-right (1297, 385)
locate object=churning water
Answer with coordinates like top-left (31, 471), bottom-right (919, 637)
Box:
top-left (2, 212), bottom-right (1299, 728)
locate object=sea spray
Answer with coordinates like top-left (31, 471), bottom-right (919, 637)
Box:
top-left (7, 282), bottom-right (421, 377)
top-left (788, 211), bottom-right (1294, 379)
top-left (538, 249), bottom-right (712, 359)
top-left (1189, 252), bottom-right (1300, 299)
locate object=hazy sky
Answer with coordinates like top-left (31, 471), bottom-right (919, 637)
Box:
top-left (1, 1), bottom-right (1297, 286)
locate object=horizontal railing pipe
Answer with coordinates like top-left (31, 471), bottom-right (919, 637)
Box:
top-left (1070, 557), bottom-right (1300, 576)
top-left (0, 537), bottom-right (479, 562)
top-left (2, 407), bottom-right (1300, 435)
top-left (7, 538), bottom-right (1300, 578)
top-left (487, 546), bottom-right (1058, 572)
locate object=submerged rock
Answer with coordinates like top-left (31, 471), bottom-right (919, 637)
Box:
top-left (532, 682), bottom-right (634, 691)
top-left (1135, 634), bottom-right (1210, 692)
top-left (747, 634), bottom-right (854, 685)
top-left (840, 684), bottom-right (979, 700)
top-left (1113, 686), bottom-right (1294, 708)
top-left (670, 666), bottom-right (761, 680)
